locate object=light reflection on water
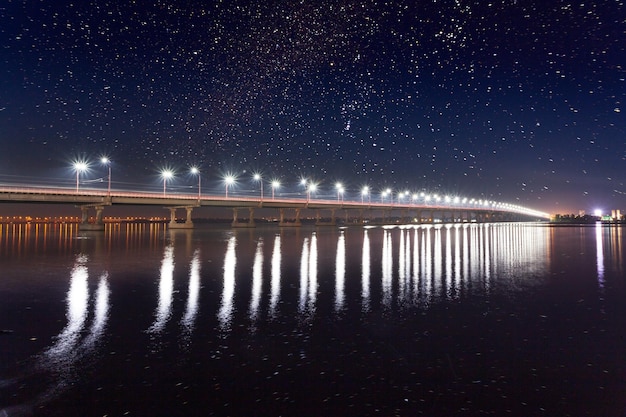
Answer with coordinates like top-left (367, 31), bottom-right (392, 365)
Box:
top-left (148, 245), bottom-right (174, 334)
top-left (361, 229), bottom-right (370, 311)
top-left (181, 249), bottom-right (201, 343)
top-left (269, 234), bottom-right (281, 318)
top-left (298, 233), bottom-right (318, 320)
top-left (335, 231), bottom-right (345, 312)
top-left (2, 222), bottom-right (626, 416)
top-left (218, 235), bottom-right (237, 332)
top-left (249, 239), bottom-right (264, 323)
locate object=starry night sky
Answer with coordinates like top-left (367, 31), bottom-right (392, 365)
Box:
top-left (1, 0), bottom-right (624, 214)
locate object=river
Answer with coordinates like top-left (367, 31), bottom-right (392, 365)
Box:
top-left (1, 222), bottom-right (625, 416)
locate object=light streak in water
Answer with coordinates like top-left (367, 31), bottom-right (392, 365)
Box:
top-left (218, 236), bottom-right (237, 333)
top-left (148, 245), bottom-right (174, 334)
top-left (269, 235), bottom-right (281, 318)
top-left (335, 231), bottom-right (345, 312)
top-left (181, 249), bottom-right (201, 339)
top-left (361, 229), bottom-right (371, 311)
top-left (249, 239), bottom-right (264, 322)
top-left (595, 223), bottom-right (605, 288)
top-left (298, 233), bottom-right (318, 320)
top-left (381, 230), bottom-right (393, 308)
top-left (46, 254), bottom-right (90, 360)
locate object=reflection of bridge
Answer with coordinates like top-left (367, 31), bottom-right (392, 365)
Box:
top-left (0, 186), bottom-right (550, 230)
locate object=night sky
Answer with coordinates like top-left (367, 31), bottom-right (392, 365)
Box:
top-left (1, 0), bottom-right (624, 214)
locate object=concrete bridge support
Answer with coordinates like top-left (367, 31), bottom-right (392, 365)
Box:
top-left (279, 208), bottom-right (302, 227)
top-left (232, 207), bottom-right (256, 228)
top-left (78, 204), bottom-right (107, 231)
top-left (316, 208), bottom-right (336, 226)
top-left (168, 206), bottom-right (195, 229)
top-left (358, 209), bottom-right (366, 225)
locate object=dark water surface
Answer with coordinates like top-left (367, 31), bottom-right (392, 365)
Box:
top-left (1, 222), bottom-right (625, 416)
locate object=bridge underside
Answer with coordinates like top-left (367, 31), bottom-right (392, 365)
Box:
top-left (73, 205), bottom-right (526, 231)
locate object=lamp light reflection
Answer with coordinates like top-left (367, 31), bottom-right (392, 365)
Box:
top-left (361, 230), bottom-right (371, 311)
top-left (596, 222), bottom-right (605, 288)
top-left (335, 231), bottom-right (345, 312)
top-left (249, 239), bottom-right (263, 322)
top-left (181, 249), bottom-right (201, 337)
top-left (381, 230), bottom-right (393, 308)
top-left (269, 235), bottom-right (281, 318)
top-left (83, 273), bottom-right (110, 348)
top-left (149, 245), bottom-right (174, 334)
top-left (298, 233), bottom-right (318, 320)
top-left (46, 254), bottom-right (90, 359)
top-left (218, 236), bottom-right (237, 332)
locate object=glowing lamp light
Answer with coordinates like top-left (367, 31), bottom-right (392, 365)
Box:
top-left (271, 180), bottom-right (280, 200)
top-left (73, 161), bottom-right (88, 193)
top-left (224, 175), bottom-right (235, 198)
top-left (161, 169), bottom-right (174, 196)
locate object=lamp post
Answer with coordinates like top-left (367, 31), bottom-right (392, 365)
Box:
top-left (335, 182), bottom-right (344, 203)
top-left (190, 167), bottom-right (201, 199)
top-left (361, 186), bottom-right (369, 204)
top-left (73, 161), bottom-right (88, 193)
top-left (271, 180), bottom-right (280, 200)
top-left (101, 157), bottom-right (111, 196)
top-left (307, 183), bottom-right (317, 203)
top-left (253, 173), bottom-right (263, 200)
top-left (300, 178), bottom-right (308, 201)
top-left (161, 169), bottom-right (173, 196)
top-left (224, 175), bottom-right (234, 198)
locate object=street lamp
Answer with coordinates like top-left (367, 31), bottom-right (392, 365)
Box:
top-left (161, 169), bottom-right (173, 196)
top-left (73, 161), bottom-right (88, 193)
top-left (253, 173), bottom-right (263, 200)
top-left (300, 178), bottom-right (308, 201)
top-left (224, 175), bottom-right (235, 198)
top-left (307, 183), bottom-right (317, 203)
top-left (101, 157), bottom-right (111, 196)
top-left (361, 186), bottom-right (369, 204)
top-left (271, 180), bottom-right (280, 200)
top-left (335, 182), bottom-right (344, 203)
top-left (190, 167), bottom-right (201, 199)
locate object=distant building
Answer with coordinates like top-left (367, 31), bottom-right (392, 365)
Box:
top-left (611, 209), bottom-right (622, 220)
top-left (579, 210), bottom-right (586, 216)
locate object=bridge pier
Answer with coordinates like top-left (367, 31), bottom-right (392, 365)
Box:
top-left (78, 204), bottom-right (107, 231)
top-left (315, 208), bottom-right (336, 226)
top-left (232, 207), bottom-right (256, 228)
top-left (279, 208), bottom-right (302, 227)
top-left (167, 206), bottom-right (195, 229)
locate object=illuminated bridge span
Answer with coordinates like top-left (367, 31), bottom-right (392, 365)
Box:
top-left (0, 186), bottom-right (550, 231)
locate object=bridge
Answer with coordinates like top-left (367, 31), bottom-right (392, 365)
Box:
top-left (0, 185), bottom-right (550, 231)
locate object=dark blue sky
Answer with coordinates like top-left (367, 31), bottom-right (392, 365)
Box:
top-left (1, 0), bottom-right (624, 213)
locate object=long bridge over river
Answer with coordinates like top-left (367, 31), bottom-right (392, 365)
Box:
top-left (0, 185), bottom-right (550, 231)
